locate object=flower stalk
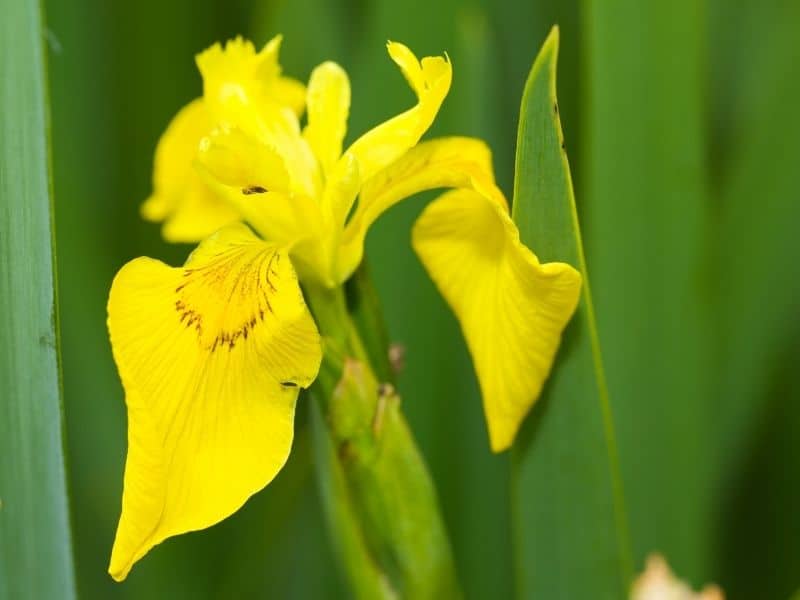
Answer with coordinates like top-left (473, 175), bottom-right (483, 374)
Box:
top-left (305, 269), bottom-right (462, 599)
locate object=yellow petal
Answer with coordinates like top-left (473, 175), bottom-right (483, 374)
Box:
top-left (195, 35), bottom-right (306, 119)
top-left (303, 61), bottom-right (350, 177)
top-left (323, 151), bottom-right (360, 227)
top-left (142, 98), bottom-right (240, 243)
top-left (343, 42), bottom-right (452, 183)
top-left (258, 36), bottom-right (306, 117)
top-left (336, 136), bottom-right (503, 282)
top-left (107, 223), bottom-right (321, 580)
top-left (269, 77), bottom-right (307, 118)
top-left (412, 189), bottom-right (581, 452)
top-left (200, 95), bottom-right (321, 201)
top-left (197, 124), bottom-right (291, 194)
top-left (195, 125), bottom-right (325, 250)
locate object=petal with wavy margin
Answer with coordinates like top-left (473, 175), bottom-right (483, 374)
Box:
top-left (412, 189), bottom-right (581, 451)
top-left (107, 223), bottom-right (321, 580)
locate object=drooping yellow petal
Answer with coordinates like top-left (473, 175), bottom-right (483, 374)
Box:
top-left (343, 42), bottom-right (452, 184)
top-left (631, 555), bottom-right (724, 600)
top-left (141, 99), bottom-right (240, 243)
top-left (107, 223), bottom-right (321, 581)
top-left (336, 137), bottom-right (503, 282)
top-left (303, 61), bottom-right (350, 178)
top-left (412, 189), bottom-right (581, 452)
top-left (195, 35), bottom-right (306, 119)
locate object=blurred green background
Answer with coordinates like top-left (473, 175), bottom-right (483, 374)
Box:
top-left (43, 0), bottom-right (799, 598)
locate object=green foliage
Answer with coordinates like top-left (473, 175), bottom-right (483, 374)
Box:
top-left (511, 28), bottom-right (631, 599)
top-left (710, 1), bottom-right (800, 597)
top-left (0, 0), bottom-right (76, 597)
top-left (36, 0), bottom-right (800, 597)
top-left (582, 1), bottom-right (715, 581)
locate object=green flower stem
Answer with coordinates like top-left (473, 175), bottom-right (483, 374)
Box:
top-left (304, 281), bottom-right (366, 403)
top-left (344, 263), bottom-right (396, 385)
top-left (304, 278), bottom-right (462, 600)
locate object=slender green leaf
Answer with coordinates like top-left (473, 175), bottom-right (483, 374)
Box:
top-left (0, 0), bottom-right (76, 597)
top-left (510, 27), bottom-right (631, 599)
top-left (489, 0), bottom-right (582, 194)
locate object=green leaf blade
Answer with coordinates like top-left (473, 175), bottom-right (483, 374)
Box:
top-left (511, 27), bottom-right (631, 599)
top-left (709, 2), bottom-right (800, 596)
top-left (0, 0), bottom-right (76, 597)
top-left (582, 1), bottom-right (714, 582)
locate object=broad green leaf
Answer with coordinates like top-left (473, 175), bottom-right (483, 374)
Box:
top-left (510, 27), bottom-right (632, 599)
top-left (0, 0), bottom-right (76, 597)
top-left (582, 0), bottom-right (714, 581)
top-left (709, 1), bottom-right (800, 597)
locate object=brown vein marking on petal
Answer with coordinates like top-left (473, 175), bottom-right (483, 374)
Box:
top-left (173, 246), bottom-right (281, 352)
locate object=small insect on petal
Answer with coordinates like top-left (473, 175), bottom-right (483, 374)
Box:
top-left (242, 186), bottom-right (268, 195)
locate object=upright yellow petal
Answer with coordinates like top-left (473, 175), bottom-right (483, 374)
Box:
top-left (143, 36), bottom-right (311, 245)
top-left (412, 189), bottom-right (581, 452)
top-left (195, 35), bottom-right (306, 119)
top-left (107, 223), bottom-right (321, 580)
top-left (303, 61), bottom-right (350, 177)
top-left (336, 137), bottom-right (503, 282)
top-left (343, 43), bottom-right (451, 183)
top-left (141, 99), bottom-right (240, 243)
top-left (258, 36), bottom-right (306, 116)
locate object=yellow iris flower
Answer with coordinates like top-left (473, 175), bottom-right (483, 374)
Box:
top-left (107, 35), bottom-right (582, 580)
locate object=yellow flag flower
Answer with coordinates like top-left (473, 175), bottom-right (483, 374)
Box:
top-left (108, 36), bottom-right (581, 580)
top-left (140, 36), bottom-right (305, 242)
